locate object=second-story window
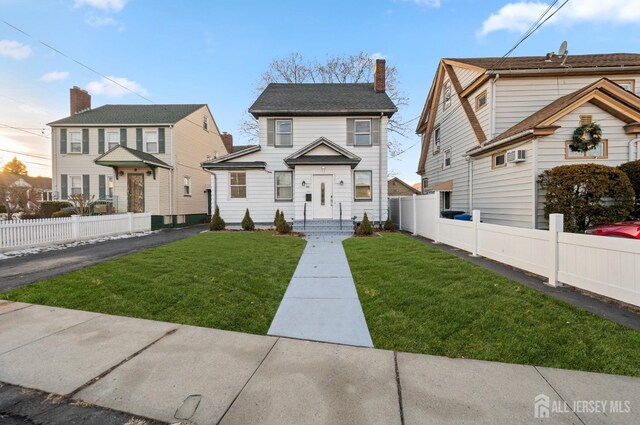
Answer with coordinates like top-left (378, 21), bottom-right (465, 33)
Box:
top-left (275, 120), bottom-right (293, 147)
top-left (69, 131), bottom-right (82, 153)
top-left (443, 148), bottom-right (452, 169)
top-left (144, 130), bottom-right (158, 153)
top-left (354, 120), bottom-right (372, 146)
top-left (107, 131), bottom-right (120, 150)
top-left (432, 126), bottom-right (441, 154)
top-left (476, 90), bottom-right (488, 111)
top-left (183, 176), bottom-right (192, 196)
top-left (203, 116), bottom-right (209, 130)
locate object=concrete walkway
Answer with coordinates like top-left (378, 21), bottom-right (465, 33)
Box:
top-left (267, 235), bottom-right (373, 347)
top-left (1, 301), bottom-right (639, 425)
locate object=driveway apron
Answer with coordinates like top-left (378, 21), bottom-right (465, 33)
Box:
top-left (267, 235), bottom-right (373, 347)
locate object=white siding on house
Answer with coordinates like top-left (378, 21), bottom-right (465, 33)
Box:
top-left (212, 115), bottom-right (388, 224)
top-left (472, 140), bottom-right (535, 228)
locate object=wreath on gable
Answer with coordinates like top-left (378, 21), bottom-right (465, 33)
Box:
top-left (569, 123), bottom-right (602, 152)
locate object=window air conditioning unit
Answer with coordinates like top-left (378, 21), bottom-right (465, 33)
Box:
top-left (506, 149), bottom-right (526, 163)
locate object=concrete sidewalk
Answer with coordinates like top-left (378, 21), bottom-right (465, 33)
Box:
top-left (1, 301), bottom-right (639, 425)
top-left (267, 235), bottom-right (373, 347)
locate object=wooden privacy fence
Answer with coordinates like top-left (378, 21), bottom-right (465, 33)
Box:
top-left (0, 213), bottom-right (152, 252)
top-left (390, 193), bottom-right (640, 307)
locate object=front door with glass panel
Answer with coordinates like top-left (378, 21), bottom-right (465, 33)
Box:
top-left (312, 175), bottom-right (333, 219)
top-left (127, 173), bottom-right (145, 213)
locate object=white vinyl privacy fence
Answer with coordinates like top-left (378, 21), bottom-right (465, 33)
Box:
top-left (0, 213), bottom-right (151, 252)
top-left (390, 193), bottom-right (640, 308)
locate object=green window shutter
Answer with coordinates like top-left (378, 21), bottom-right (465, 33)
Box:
top-left (98, 175), bottom-right (105, 199)
top-left (120, 128), bottom-right (127, 146)
top-left (60, 129), bottom-right (67, 154)
top-left (346, 119), bottom-right (355, 146)
top-left (372, 118), bottom-right (381, 146)
top-left (82, 129), bottom-right (89, 154)
top-left (136, 128), bottom-right (143, 151)
top-left (82, 174), bottom-right (90, 197)
top-left (60, 174), bottom-right (68, 199)
top-left (98, 129), bottom-right (105, 154)
top-left (267, 119), bottom-right (275, 146)
top-left (158, 128), bottom-right (165, 153)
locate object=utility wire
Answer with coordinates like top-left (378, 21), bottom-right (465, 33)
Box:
top-left (0, 123), bottom-right (50, 139)
top-left (0, 148), bottom-right (51, 160)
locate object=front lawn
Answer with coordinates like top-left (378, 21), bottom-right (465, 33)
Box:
top-left (1, 232), bottom-right (306, 335)
top-left (344, 232), bottom-right (640, 376)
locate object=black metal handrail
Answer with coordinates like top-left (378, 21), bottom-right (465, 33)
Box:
top-left (339, 202), bottom-right (342, 229)
top-left (303, 202), bottom-right (307, 230)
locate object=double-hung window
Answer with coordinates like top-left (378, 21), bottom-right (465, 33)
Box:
top-left (443, 81), bottom-right (452, 110)
top-left (144, 130), bottom-right (158, 153)
top-left (354, 120), bottom-right (372, 146)
top-left (354, 170), bottom-right (372, 201)
top-left (184, 176), bottom-right (192, 196)
top-left (432, 126), bottom-right (441, 154)
top-left (275, 171), bottom-right (293, 201)
top-left (69, 175), bottom-right (82, 196)
top-left (203, 116), bottom-right (209, 130)
top-left (69, 132), bottom-right (82, 153)
top-left (275, 120), bottom-right (293, 147)
top-left (443, 149), bottom-right (452, 169)
top-left (106, 131), bottom-right (120, 150)
top-left (230, 172), bottom-right (246, 198)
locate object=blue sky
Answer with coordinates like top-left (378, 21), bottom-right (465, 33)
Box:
top-left (1, 0), bottom-right (639, 183)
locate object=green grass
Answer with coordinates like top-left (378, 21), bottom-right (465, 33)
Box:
top-left (344, 232), bottom-right (640, 376)
top-left (1, 232), bottom-right (306, 335)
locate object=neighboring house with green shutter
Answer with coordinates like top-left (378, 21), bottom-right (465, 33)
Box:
top-left (48, 87), bottom-right (228, 226)
top-left (201, 60), bottom-right (397, 225)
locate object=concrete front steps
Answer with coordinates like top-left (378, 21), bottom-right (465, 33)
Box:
top-left (292, 219), bottom-right (354, 237)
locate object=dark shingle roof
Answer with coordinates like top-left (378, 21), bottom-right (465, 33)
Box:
top-left (447, 53), bottom-right (640, 71)
top-left (94, 146), bottom-right (171, 168)
top-left (48, 104), bottom-right (206, 126)
top-left (248, 83), bottom-right (397, 117)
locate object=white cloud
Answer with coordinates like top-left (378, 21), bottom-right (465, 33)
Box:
top-left (86, 76), bottom-right (149, 98)
top-left (479, 0), bottom-right (640, 36)
top-left (401, 0), bottom-right (441, 7)
top-left (0, 40), bottom-right (32, 60)
top-left (84, 13), bottom-right (126, 30)
top-left (370, 52), bottom-right (387, 60)
top-left (74, 0), bottom-right (129, 13)
top-left (40, 71), bottom-right (70, 82)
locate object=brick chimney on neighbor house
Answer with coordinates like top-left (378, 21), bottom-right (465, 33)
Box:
top-left (70, 86), bottom-right (91, 115)
top-left (374, 59), bottom-right (386, 93)
top-left (221, 132), bottom-right (233, 153)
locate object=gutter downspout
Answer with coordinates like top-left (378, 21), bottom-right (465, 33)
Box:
top-left (628, 138), bottom-right (640, 161)
top-left (52, 128), bottom-right (57, 199)
top-left (379, 112), bottom-right (383, 226)
top-left (169, 125), bottom-right (174, 217)
top-left (532, 138), bottom-right (539, 229)
top-left (490, 74), bottom-right (499, 139)
top-left (465, 155), bottom-right (473, 211)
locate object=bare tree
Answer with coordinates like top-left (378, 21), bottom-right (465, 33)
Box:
top-left (242, 52), bottom-right (409, 156)
top-left (68, 193), bottom-right (95, 216)
top-left (0, 184), bottom-right (30, 220)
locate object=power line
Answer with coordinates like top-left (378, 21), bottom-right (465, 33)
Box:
top-left (0, 148), bottom-right (51, 160)
top-left (0, 123), bottom-right (50, 139)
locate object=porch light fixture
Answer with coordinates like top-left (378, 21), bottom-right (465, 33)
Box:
top-left (301, 180), bottom-right (306, 187)
top-left (339, 180), bottom-right (344, 186)
top-left (146, 170), bottom-right (152, 176)
top-left (118, 171), bottom-right (124, 176)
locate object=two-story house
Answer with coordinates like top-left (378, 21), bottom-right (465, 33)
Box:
top-left (416, 53), bottom-right (640, 229)
top-left (201, 60), bottom-right (397, 228)
top-left (48, 87), bottom-right (229, 227)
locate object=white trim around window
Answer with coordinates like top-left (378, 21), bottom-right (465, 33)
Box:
top-left (443, 148), bottom-right (452, 169)
top-left (275, 119), bottom-right (293, 147)
top-left (230, 171), bottom-right (247, 199)
top-left (106, 131), bottom-right (120, 150)
top-left (69, 131), bottom-right (82, 154)
top-left (183, 176), bottom-right (192, 196)
top-left (144, 130), bottom-right (158, 153)
top-left (354, 170), bottom-right (372, 201)
top-left (432, 126), bottom-right (441, 154)
top-left (274, 171), bottom-right (293, 201)
top-left (69, 175), bottom-right (83, 196)
top-left (354, 119), bottom-right (372, 146)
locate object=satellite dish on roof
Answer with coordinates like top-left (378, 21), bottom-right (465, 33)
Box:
top-left (558, 41), bottom-right (568, 56)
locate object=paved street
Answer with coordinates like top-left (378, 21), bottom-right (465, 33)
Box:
top-left (1, 300), bottom-right (638, 425)
top-left (0, 225), bottom-right (206, 292)
top-left (268, 235), bottom-right (373, 347)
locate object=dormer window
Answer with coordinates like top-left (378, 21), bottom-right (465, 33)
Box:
top-left (443, 81), bottom-right (452, 110)
top-left (354, 120), bottom-right (372, 146)
top-left (275, 120), bottom-right (293, 147)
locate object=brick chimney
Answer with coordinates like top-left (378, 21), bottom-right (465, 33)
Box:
top-left (70, 86), bottom-right (91, 115)
top-left (221, 132), bottom-right (233, 153)
top-left (374, 59), bottom-right (386, 93)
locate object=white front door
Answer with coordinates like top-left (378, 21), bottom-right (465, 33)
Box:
top-left (312, 174), bottom-right (333, 219)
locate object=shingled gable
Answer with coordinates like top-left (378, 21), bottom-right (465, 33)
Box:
top-left (467, 78), bottom-right (640, 156)
top-left (283, 137), bottom-right (362, 168)
top-left (248, 83), bottom-right (397, 117)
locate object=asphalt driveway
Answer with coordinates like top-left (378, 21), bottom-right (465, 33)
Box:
top-left (0, 225), bottom-right (207, 292)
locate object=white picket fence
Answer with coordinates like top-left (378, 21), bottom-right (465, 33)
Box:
top-left (0, 213), bottom-right (152, 252)
top-left (390, 193), bottom-right (640, 307)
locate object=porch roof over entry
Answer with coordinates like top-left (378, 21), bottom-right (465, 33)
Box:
top-left (283, 137), bottom-right (361, 169)
top-left (94, 145), bottom-right (172, 169)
